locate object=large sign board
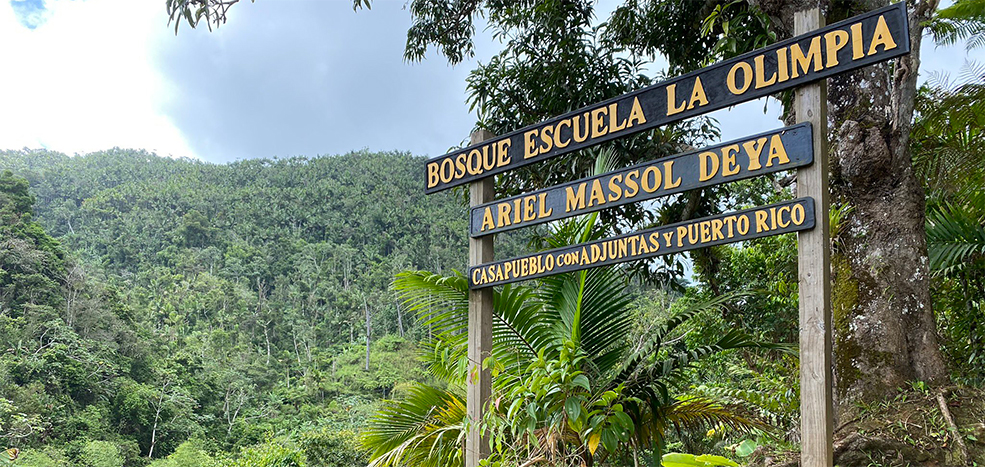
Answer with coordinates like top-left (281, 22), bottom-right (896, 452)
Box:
top-left (469, 198), bottom-right (815, 288)
top-left (424, 2), bottom-right (907, 194)
top-left (469, 123), bottom-right (812, 237)
top-left (435, 5), bottom-right (912, 467)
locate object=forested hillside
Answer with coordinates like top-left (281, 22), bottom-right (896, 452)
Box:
top-left (0, 149), bottom-right (505, 466)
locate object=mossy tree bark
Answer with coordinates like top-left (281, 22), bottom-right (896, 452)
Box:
top-left (751, 0), bottom-right (948, 409)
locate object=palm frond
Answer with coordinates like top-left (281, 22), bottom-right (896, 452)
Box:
top-left (662, 396), bottom-right (767, 437)
top-left (393, 270), bottom-right (561, 386)
top-left (926, 201), bottom-right (985, 274)
top-left (926, 0), bottom-right (985, 50)
top-left (361, 384), bottom-right (466, 467)
top-left (610, 293), bottom-right (759, 390)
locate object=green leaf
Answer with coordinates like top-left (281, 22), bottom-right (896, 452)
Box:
top-left (612, 411), bottom-right (634, 433)
top-left (662, 453), bottom-right (739, 467)
top-left (601, 427), bottom-right (619, 453)
top-left (662, 453), bottom-right (701, 467)
top-left (735, 439), bottom-right (757, 457)
top-left (695, 454), bottom-right (739, 467)
top-left (572, 374), bottom-right (590, 391)
top-left (525, 402), bottom-right (537, 419)
top-left (564, 397), bottom-right (582, 421)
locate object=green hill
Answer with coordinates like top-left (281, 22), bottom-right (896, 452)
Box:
top-left (0, 148), bottom-right (501, 466)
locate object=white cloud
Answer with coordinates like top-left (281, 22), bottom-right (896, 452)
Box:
top-left (0, 0), bottom-right (197, 159)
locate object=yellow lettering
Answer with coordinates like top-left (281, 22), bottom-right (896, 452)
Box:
top-left (455, 153), bottom-right (467, 178)
top-left (663, 161), bottom-right (682, 189)
top-left (792, 203), bottom-right (806, 225)
top-left (627, 97), bottom-right (646, 127)
top-left (723, 216), bottom-right (736, 238)
top-left (481, 207), bottom-right (495, 232)
top-left (676, 226), bottom-right (688, 247)
top-left (754, 54), bottom-right (776, 89)
top-left (727, 61), bottom-right (753, 95)
top-left (648, 232), bottom-right (661, 251)
top-left (711, 218), bottom-right (724, 241)
top-left (539, 125), bottom-right (554, 154)
top-left (440, 158), bottom-right (454, 184)
top-left (497, 203), bottom-right (511, 228)
top-left (607, 174), bottom-right (624, 202)
top-left (524, 130), bottom-right (539, 159)
top-left (591, 107), bottom-right (608, 139)
top-left (688, 77), bottom-right (708, 109)
top-left (722, 144), bottom-right (740, 176)
top-left (565, 183), bottom-right (587, 212)
top-left (868, 15), bottom-right (898, 55)
top-left (765, 134), bottom-right (790, 167)
top-left (538, 193), bottom-right (553, 219)
top-left (554, 119), bottom-right (572, 149)
top-left (467, 148), bottom-right (482, 175)
top-left (699, 151), bottom-right (720, 181)
top-left (472, 268), bottom-right (483, 285)
top-left (573, 113), bottom-right (590, 143)
top-left (523, 196), bottom-right (536, 222)
top-left (824, 30), bottom-right (849, 68)
top-left (777, 205), bottom-right (791, 228)
top-left (700, 221), bottom-right (711, 243)
top-left (624, 170), bottom-right (640, 198)
top-left (479, 146), bottom-right (493, 171)
top-left (608, 103), bottom-right (626, 132)
top-left (588, 179), bottom-right (606, 207)
top-left (777, 47), bottom-right (790, 82)
top-left (742, 137), bottom-right (767, 171)
top-left (850, 22), bottom-right (865, 59)
top-left (641, 166), bottom-right (661, 193)
top-left (427, 162), bottom-right (439, 188)
top-left (666, 83), bottom-right (687, 116)
top-left (790, 36), bottom-right (823, 78)
top-left (755, 210), bottom-right (769, 232)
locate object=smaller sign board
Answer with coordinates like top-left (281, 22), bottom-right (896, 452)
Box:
top-left (470, 123), bottom-right (812, 237)
top-left (469, 198), bottom-right (815, 288)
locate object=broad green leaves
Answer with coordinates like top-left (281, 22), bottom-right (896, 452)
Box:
top-left (661, 453), bottom-right (738, 467)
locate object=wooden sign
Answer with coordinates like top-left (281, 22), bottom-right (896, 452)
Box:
top-left (425, 2), bottom-right (907, 194)
top-left (469, 198), bottom-right (815, 288)
top-left (469, 123), bottom-right (812, 237)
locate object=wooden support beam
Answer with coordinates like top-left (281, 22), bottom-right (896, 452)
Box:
top-left (466, 129), bottom-right (495, 467)
top-left (794, 7), bottom-right (834, 467)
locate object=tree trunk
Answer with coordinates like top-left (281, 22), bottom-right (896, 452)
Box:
top-left (364, 297), bottom-right (371, 371)
top-left (752, 0), bottom-right (948, 408)
top-left (396, 300), bottom-right (404, 338)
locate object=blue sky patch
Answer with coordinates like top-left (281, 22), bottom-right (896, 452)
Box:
top-left (11, 0), bottom-right (50, 29)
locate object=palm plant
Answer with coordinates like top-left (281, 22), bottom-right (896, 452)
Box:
top-left (926, 0), bottom-right (985, 50)
top-left (361, 210), bottom-right (790, 467)
top-left (911, 57), bottom-right (985, 381)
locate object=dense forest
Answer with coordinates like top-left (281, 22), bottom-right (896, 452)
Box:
top-left (3, 0), bottom-right (984, 466)
top-left (0, 149), bottom-right (539, 466)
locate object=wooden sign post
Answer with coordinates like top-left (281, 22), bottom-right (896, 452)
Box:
top-left (422, 6), bottom-right (909, 466)
top-left (794, 8), bottom-right (834, 467)
top-left (466, 129), bottom-right (495, 467)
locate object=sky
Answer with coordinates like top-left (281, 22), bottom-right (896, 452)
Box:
top-left (0, 0), bottom-right (978, 164)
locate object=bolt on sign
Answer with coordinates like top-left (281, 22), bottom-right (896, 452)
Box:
top-left (424, 2), bottom-right (908, 194)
